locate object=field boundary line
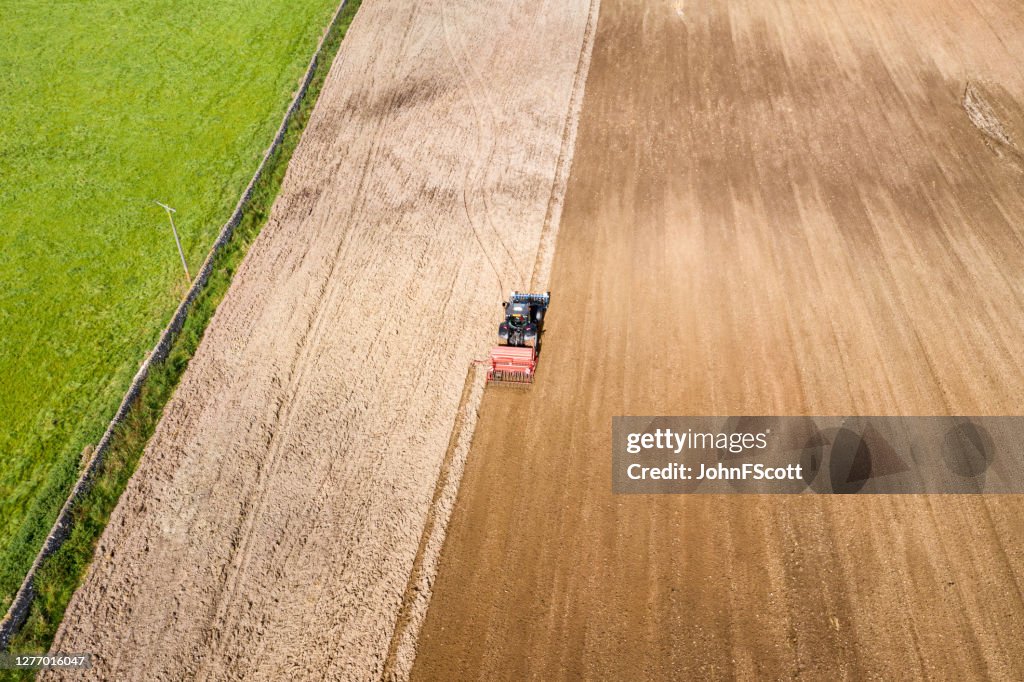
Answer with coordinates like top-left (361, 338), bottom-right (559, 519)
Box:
top-left (380, 0), bottom-right (602, 677)
top-left (381, 363), bottom-right (484, 681)
top-left (0, 0), bottom-right (350, 650)
top-left (529, 0), bottom-right (601, 291)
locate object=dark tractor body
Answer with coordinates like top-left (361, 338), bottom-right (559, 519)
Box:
top-left (487, 291), bottom-right (551, 384)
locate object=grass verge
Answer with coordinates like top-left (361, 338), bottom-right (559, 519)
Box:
top-left (1, 0), bottom-right (361, 671)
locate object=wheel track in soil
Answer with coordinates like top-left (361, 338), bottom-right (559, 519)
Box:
top-left (440, 0), bottom-right (515, 296)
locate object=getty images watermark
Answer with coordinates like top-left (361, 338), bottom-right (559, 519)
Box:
top-left (612, 416), bottom-right (1024, 494)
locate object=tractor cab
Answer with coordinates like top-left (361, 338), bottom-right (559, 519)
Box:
top-left (506, 302), bottom-right (530, 328)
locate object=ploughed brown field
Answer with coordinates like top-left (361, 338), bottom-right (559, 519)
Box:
top-left (412, 0), bottom-right (1024, 679)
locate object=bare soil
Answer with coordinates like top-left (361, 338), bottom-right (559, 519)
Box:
top-left (47, 0), bottom-right (596, 678)
top-left (412, 0), bottom-right (1024, 679)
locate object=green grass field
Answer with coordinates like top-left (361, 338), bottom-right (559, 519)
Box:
top-left (0, 0), bottom-right (341, 608)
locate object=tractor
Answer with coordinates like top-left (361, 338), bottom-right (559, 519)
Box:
top-left (486, 291), bottom-right (550, 384)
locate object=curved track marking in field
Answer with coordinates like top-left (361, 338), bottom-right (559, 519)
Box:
top-left (440, 1), bottom-right (520, 297)
top-left (445, 3), bottom-right (529, 288)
